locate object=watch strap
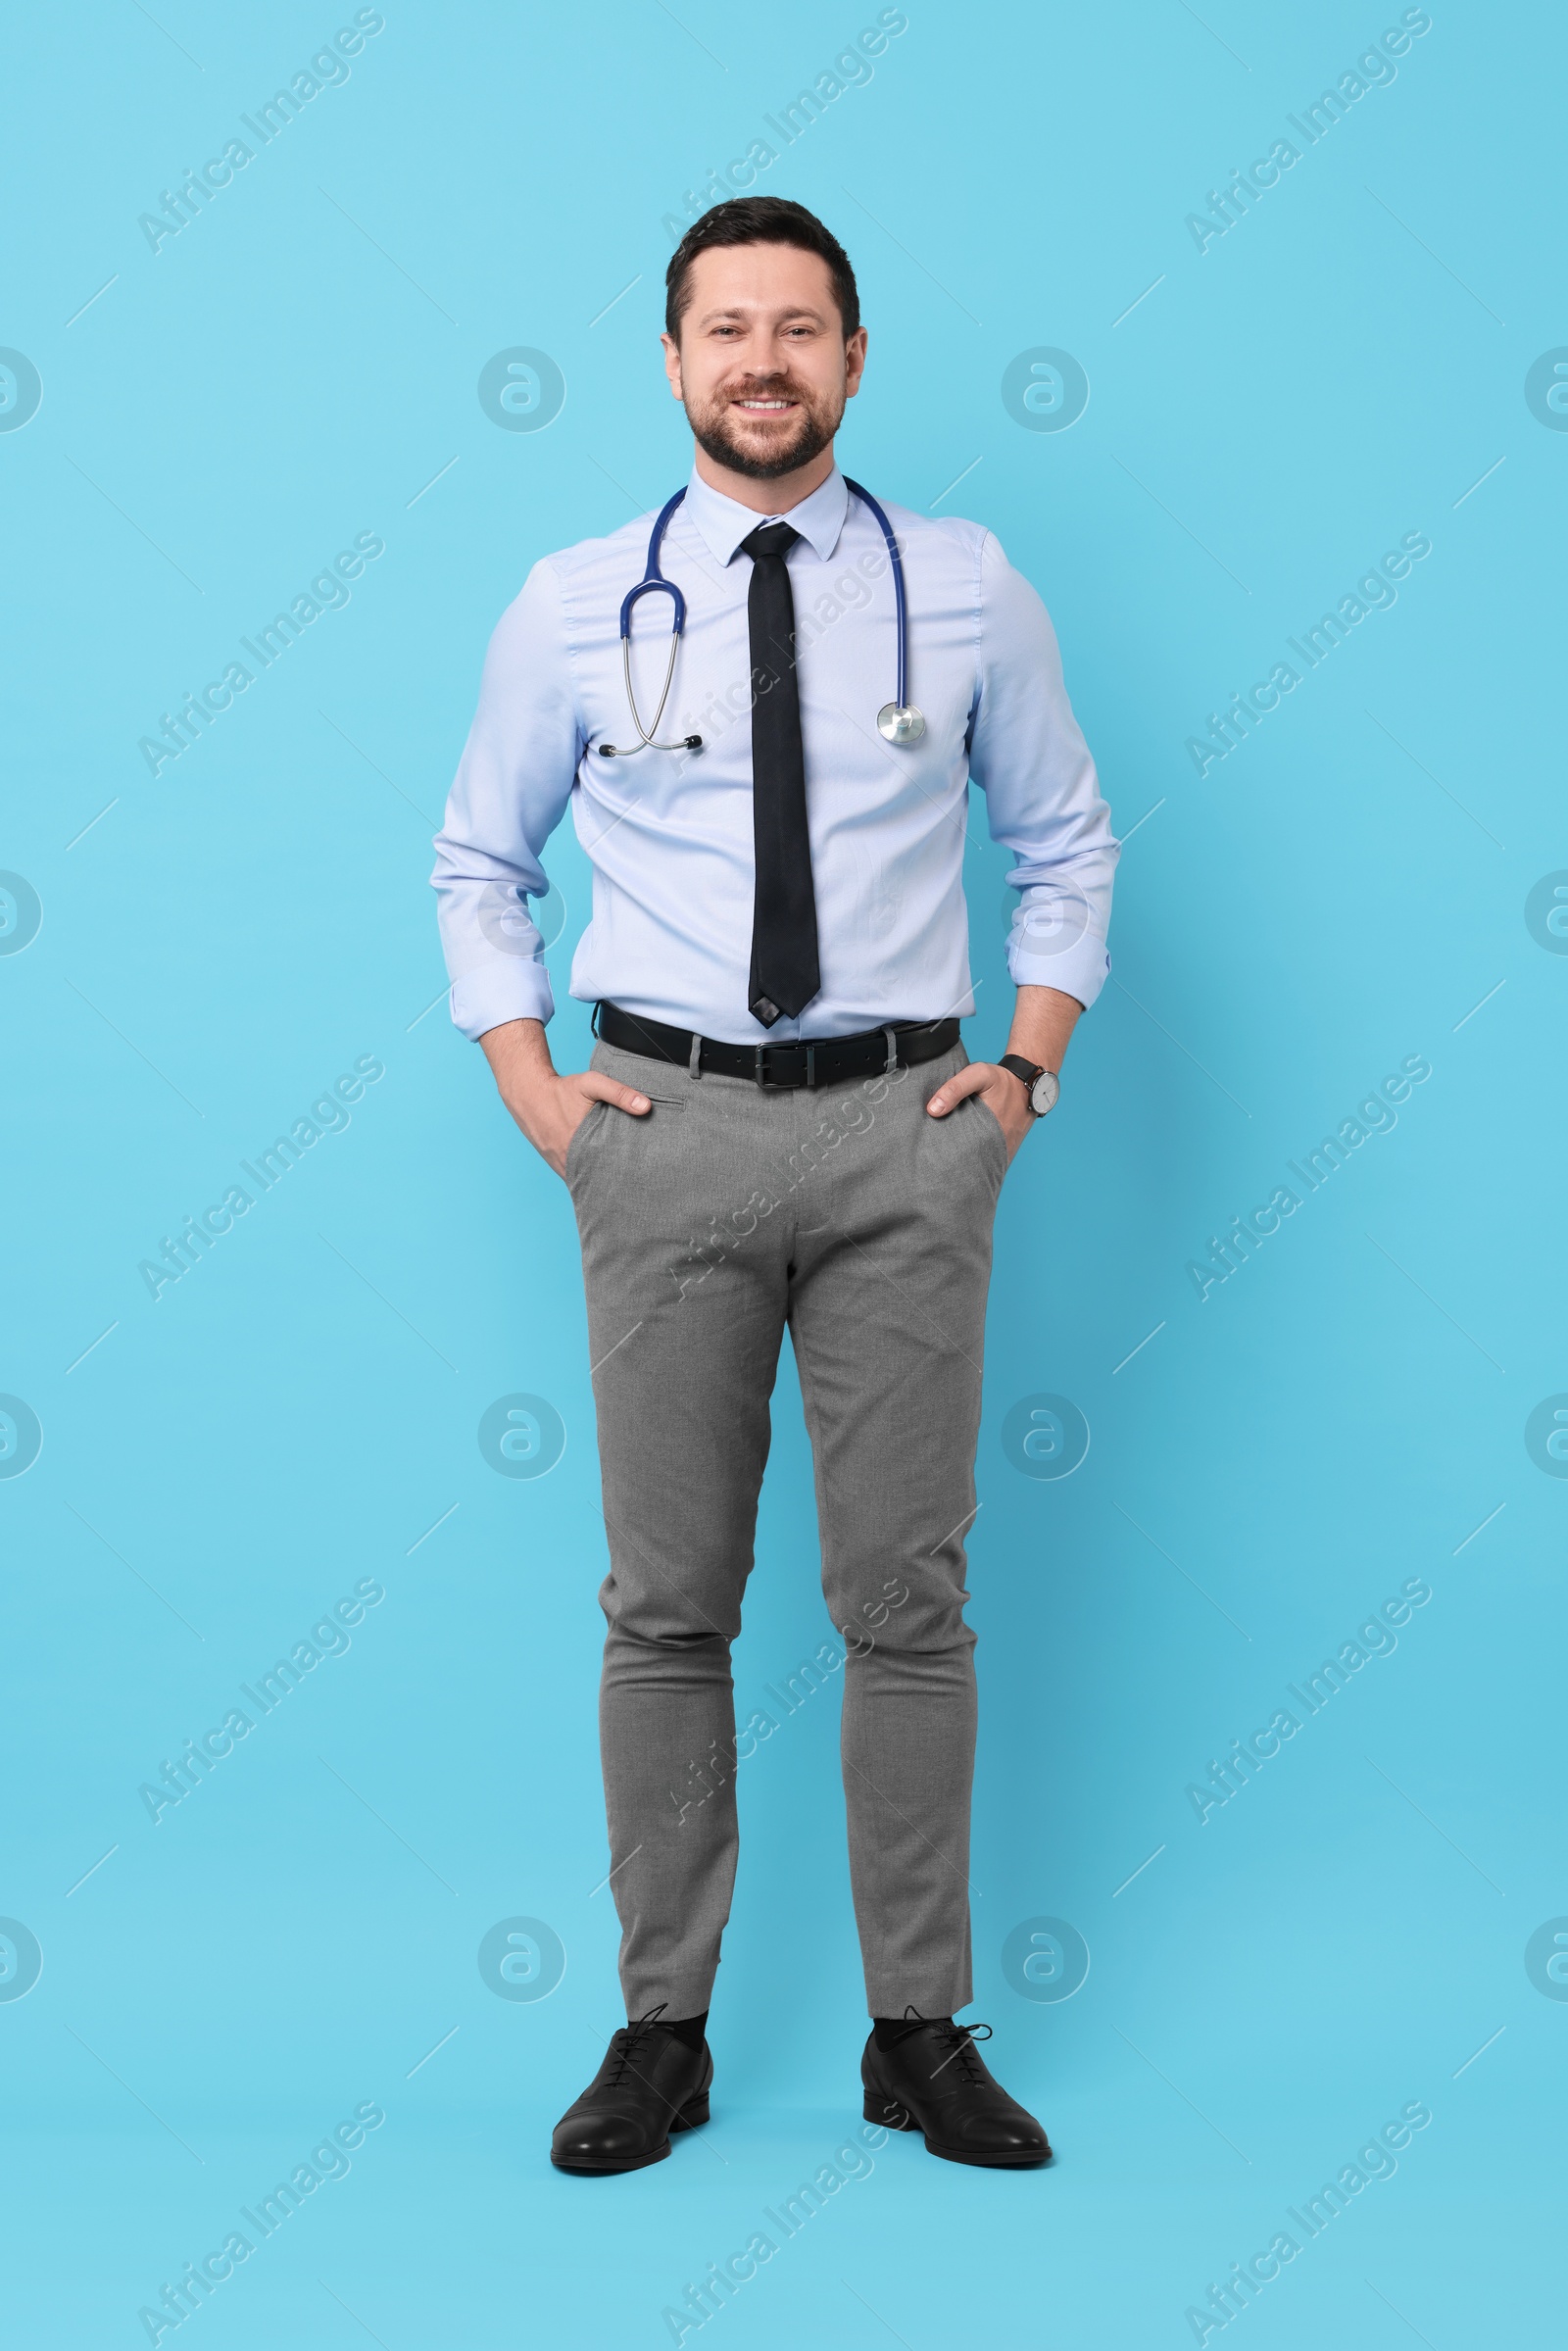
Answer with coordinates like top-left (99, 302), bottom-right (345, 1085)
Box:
top-left (999, 1053), bottom-right (1058, 1117)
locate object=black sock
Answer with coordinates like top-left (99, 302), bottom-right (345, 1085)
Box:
top-left (872, 2014), bottom-right (949, 2051)
top-left (663, 2010), bottom-right (709, 2050)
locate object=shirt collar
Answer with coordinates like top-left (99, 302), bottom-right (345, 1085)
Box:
top-left (681, 464), bottom-right (849, 566)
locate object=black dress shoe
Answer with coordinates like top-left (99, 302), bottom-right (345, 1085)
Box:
top-left (550, 2006), bottom-right (712, 2175)
top-left (861, 2014), bottom-right (1051, 2168)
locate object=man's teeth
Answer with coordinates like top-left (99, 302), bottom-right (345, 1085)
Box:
top-left (738, 399), bottom-right (791, 410)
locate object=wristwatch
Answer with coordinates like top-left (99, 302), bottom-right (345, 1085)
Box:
top-left (998, 1054), bottom-right (1060, 1117)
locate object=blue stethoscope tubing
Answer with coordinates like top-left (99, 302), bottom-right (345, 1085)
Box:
top-left (595, 478), bottom-right (924, 757)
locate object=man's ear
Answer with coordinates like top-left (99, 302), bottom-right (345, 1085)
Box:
top-left (661, 331), bottom-right (684, 402)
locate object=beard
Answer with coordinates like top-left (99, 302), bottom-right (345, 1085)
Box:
top-left (684, 373), bottom-right (844, 481)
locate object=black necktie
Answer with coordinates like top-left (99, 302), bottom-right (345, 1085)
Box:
top-left (740, 520), bottom-right (819, 1027)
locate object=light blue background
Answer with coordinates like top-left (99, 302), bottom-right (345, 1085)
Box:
top-left (3, 3), bottom-right (1563, 2344)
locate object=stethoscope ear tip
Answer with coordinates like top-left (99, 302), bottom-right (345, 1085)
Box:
top-left (595, 735), bottom-right (702, 759)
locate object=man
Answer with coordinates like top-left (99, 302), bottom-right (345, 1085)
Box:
top-left (432, 197), bottom-right (1116, 2174)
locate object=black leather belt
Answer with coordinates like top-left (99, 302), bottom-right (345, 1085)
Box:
top-left (595, 1001), bottom-right (960, 1089)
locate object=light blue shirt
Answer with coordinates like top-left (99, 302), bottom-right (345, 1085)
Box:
top-left (431, 465), bottom-right (1117, 1045)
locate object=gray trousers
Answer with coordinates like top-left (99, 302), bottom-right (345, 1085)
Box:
top-left (565, 1037), bottom-right (1005, 2021)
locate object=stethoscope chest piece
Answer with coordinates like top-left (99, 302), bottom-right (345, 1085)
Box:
top-left (877, 702), bottom-right (925, 746)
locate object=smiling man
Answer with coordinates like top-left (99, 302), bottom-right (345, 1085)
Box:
top-left (432, 197), bottom-right (1117, 2175)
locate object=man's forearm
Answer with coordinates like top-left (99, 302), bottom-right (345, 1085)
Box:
top-left (1004, 984), bottom-right (1083, 1073)
top-left (479, 1014), bottom-right (555, 1096)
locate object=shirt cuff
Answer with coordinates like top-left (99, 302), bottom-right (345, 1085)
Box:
top-left (1008, 929), bottom-right (1111, 1011)
top-left (449, 958), bottom-right (557, 1043)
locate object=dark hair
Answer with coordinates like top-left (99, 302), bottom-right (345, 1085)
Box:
top-left (664, 198), bottom-right (860, 340)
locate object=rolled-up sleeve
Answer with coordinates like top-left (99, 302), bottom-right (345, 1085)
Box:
top-left (967, 531), bottom-right (1118, 1011)
top-left (430, 557), bottom-right (583, 1041)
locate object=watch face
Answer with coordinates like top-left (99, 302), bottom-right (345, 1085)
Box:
top-left (1031, 1070), bottom-right (1060, 1116)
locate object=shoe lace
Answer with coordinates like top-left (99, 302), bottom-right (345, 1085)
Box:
top-left (604, 2003), bottom-right (668, 2088)
top-left (923, 2013), bottom-right (994, 2087)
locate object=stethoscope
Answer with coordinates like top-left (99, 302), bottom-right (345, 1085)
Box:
top-left (594, 477), bottom-right (925, 758)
